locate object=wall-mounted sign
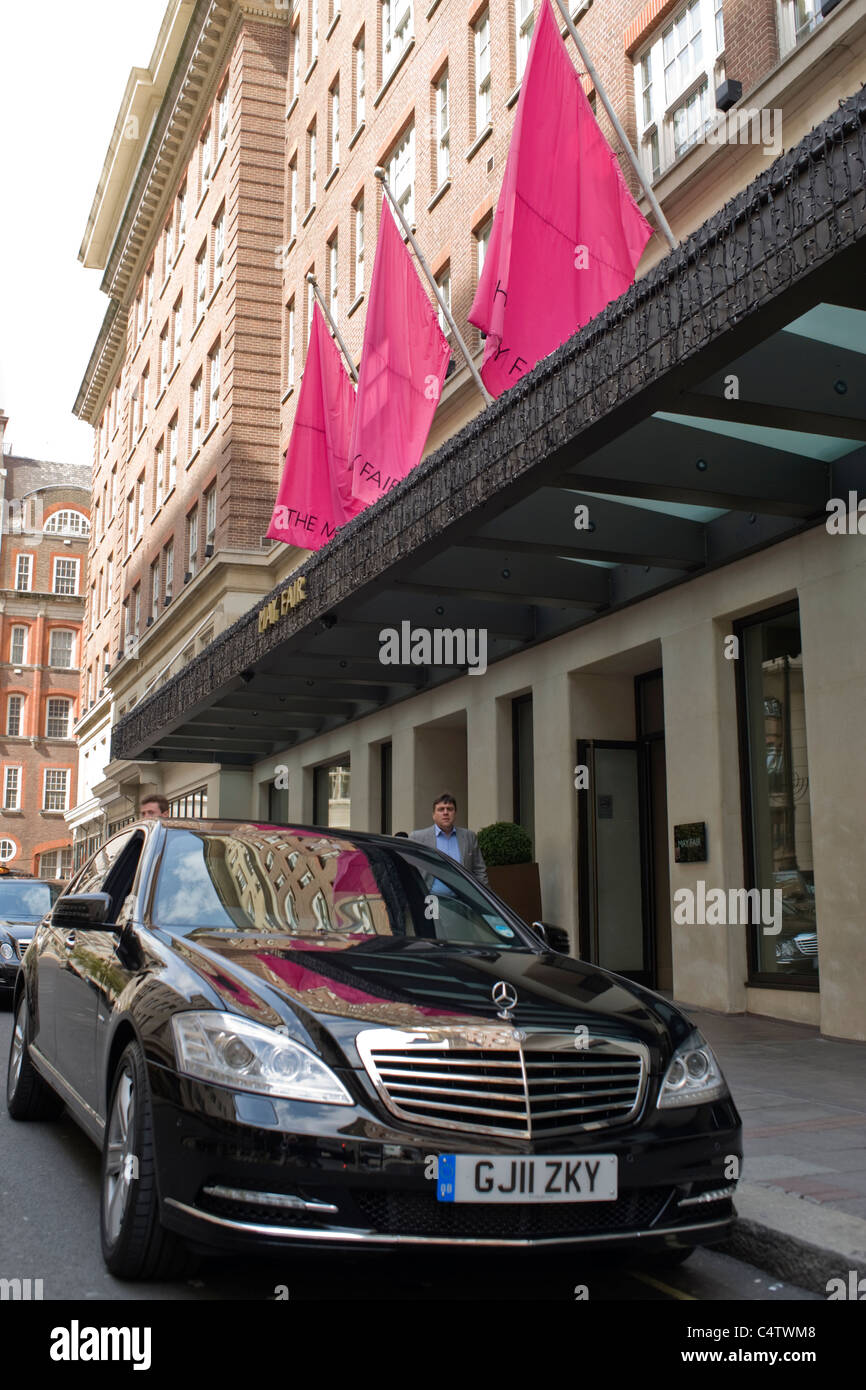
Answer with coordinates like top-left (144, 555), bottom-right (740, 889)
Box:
top-left (674, 822), bottom-right (707, 863)
top-left (258, 575), bottom-right (307, 633)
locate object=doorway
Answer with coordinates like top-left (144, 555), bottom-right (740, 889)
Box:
top-left (577, 671), bottom-right (671, 989)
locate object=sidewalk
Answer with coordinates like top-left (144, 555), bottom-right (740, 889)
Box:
top-left (683, 1006), bottom-right (866, 1295)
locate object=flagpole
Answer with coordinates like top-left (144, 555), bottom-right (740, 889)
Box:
top-left (553, 0), bottom-right (678, 251)
top-left (305, 272), bottom-right (359, 383)
top-left (374, 167), bottom-right (494, 407)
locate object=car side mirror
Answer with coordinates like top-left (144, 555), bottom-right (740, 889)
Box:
top-left (53, 892), bottom-right (113, 928)
top-left (532, 920), bottom-right (570, 953)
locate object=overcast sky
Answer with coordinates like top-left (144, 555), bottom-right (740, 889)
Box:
top-left (0, 0), bottom-right (168, 469)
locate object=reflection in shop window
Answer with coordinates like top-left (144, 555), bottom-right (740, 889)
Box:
top-left (740, 606), bottom-right (817, 983)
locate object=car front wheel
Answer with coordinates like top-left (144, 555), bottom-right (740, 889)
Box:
top-left (6, 993), bottom-right (64, 1120)
top-left (100, 1041), bottom-right (196, 1280)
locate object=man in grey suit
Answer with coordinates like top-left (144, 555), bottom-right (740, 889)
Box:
top-left (410, 792), bottom-right (489, 887)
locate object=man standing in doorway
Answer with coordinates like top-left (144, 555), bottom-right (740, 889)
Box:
top-left (410, 793), bottom-right (489, 886)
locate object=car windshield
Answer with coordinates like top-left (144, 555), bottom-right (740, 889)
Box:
top-left (152, 826), bottom-right (530, 949)
top-left (0, 880), bottom-right (61, 919)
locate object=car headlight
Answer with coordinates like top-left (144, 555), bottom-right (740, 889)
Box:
top-left (0, 940), bottom-right (14, 961)
top-left (171, 1011), bottom-right (353, 1106)
top-left (657, 1030), bottom-right (729, 1109)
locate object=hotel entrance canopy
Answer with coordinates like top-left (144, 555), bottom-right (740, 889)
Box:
top-left (113, 88), bottom-right (866, 767)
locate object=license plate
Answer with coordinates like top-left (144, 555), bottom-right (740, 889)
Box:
top-left (436, 1154), bottom-right (618, 1203)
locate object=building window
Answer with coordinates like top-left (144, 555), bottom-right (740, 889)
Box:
top-left (672, 81), bottom-right (711, 158)
top-left (44, 510), bottom-right (89, 536)
top-left (330, 81), bottom-right (340, 170)
top-left (476, 218), bottom-right (492, 281)
top-left (286, 297), bottom-right (296, 386)
top-left (126, 493), bottom-right (135, 555)
top-left (199, 122), bottom-right (212, 200)
top-left (738, 604), bottom-right (817, 984)
top-left (169, 785), bottom-right (208, 818)
top-left (196, 242), bottom-right (208, 319)
top-left (474, 10), bottom-right (492, 135)
top-left (49, 630), bottom-right (75, 668)
top-left (134, 290), bottom-right (144, 345)
top-left (191, 373), bottom-right (203, 455)
top-left (308, 121), bottom-right (317, 207)
top-left (353, 197), bottom-right (364, 300)
top-left (38, 847), bottom-right (73, 879)
top-left (187, 506), bottom-right (199, 578)
top-left (516, 0), bottom-right (534, 82)
top-left (163, 214), bottom-right (174, 278)
top-left (354, 32), bottom-right (366, 127)
top-left (177, 181), bottom-right (187, 245)
top-left (205, 483), bottom-right (217, 542)
top-left (6, 696), bottom-right (23, 737)
top-left (0, 839), bottom-right (16, 863)
top-left (435, 71), bottom-right (450, 187)
top-left (383, 0), bottom-right (412, 79)
top-left (310, 0), bottom-right (319, 63)
top-left (159, 324), bottom-right (169, 393)
top-left (144, 265), bottom-right (153, 327)
top-left (307, 268), bottom-right (316, 347)
top-left (43, 768), bottom-right (69, 812)
top-left (328, 234), bottom-right (339, 317)
top-left (150, 557), bottom-right (160, 620)
top-left (141, 364), bottom-right (150, 431)
top-left (52, 558), bottom-right (79, 595)
top-left (435, 266), bottom-right (451, 338)
top-left (213, 205), bottom-right (225, 288)
top-left (3, 767), bottom-right (20, 810)
top-left (209, 341), bottom-right (221, 427)
top-left (132, 585), bottom-right (141, 638)
top-left (15, 555), bottom-right (32, 592)
top-left (289, 158), bottom-right (298, 240)
top-left (155, 440), bottom-right (165, 511)
top-left (778, 0), bottom-right (821, 54)
top-left (10, 627), bottom-right (27, 665)
top-left (172, 295), bottom-right (183, 372)
top-left (136, 474), bottom-right (145, 540)
top-left (291, 20), bottom-right (301, 101)
top-left (217, 82), bottom-right (229, 161)
top-left (387, 122), bottom-right (415, 225)
top-left (105, 553), bottom-right (113, 612)
top-left (168, 416), bottom-right (178, 491)
top-left (164, 539), bottom-right (174, 599)
top-left (46, 698), bottom-right (72, 739)
top-left (635, 0), bottom-right (723, 179)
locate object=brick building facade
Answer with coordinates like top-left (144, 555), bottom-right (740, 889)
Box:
top-left (0, 411), bottom-right (89, 877)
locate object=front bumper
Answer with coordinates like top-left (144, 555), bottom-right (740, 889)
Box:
top-left (150, 1062), bottom-right (742, 1253)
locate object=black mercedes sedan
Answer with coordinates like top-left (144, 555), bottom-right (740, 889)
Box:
top-left (6, 819), bottom-right (741, 1279)
top-left (0, 876), bottom-right (63, 1000)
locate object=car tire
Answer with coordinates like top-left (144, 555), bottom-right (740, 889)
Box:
top-left (6, 993), bottom-right (65, 1120)
top-left (100, 1041), bottom-right (197, 1281)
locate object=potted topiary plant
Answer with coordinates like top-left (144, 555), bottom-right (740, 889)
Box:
top-left (477, 821), bottom-right (542, 924)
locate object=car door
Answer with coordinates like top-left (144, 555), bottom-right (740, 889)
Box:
top-left (48, 832), bottom-right (144, 1114)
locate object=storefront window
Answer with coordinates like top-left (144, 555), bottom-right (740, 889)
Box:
top-left (313, 761), bottom-right (350, 828)
top-left (740, 606), bottom-right (817, 983)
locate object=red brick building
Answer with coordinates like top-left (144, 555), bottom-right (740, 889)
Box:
top-left (0, 410), bottom-right (89, 877)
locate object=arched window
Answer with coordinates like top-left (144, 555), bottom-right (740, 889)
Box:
top-left (44, 509), bottom-right (90, 537)
top-left (48, 629), bottom-right (76, 668)
top-left (0, 839), bottom-right (17, 863)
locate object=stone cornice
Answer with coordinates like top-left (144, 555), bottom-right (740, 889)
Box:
top-left (73, 299), bottom-right (129, 424)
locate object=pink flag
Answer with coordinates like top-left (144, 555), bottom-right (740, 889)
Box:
top-left (468, 0), bottom-right (653, 398)
top-left (267, 300), bottom-right (362, 551)
top-left (350, 199), bottom-right (450, 505)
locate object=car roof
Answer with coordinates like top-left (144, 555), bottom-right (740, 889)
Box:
top-left (132, 818), bottom-right (416, 852)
